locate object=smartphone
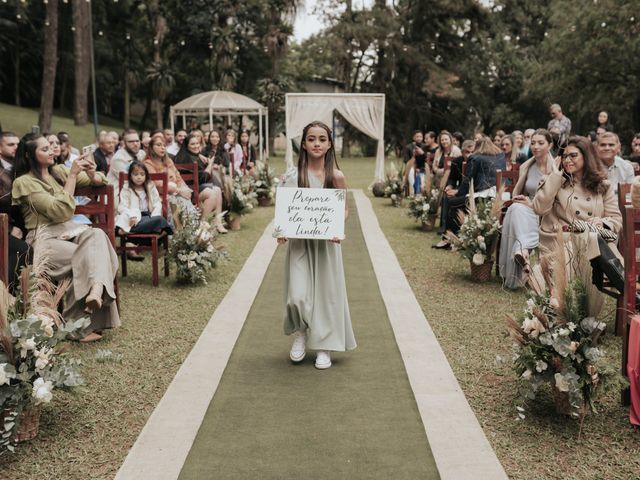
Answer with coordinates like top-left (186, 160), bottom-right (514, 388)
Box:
top-left (82, 145), bottom-right (96, 155)
top-left (31, 125), bottom-right (40, 135)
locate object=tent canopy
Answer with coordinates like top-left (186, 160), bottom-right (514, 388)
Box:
top-left (284, 93), bottom-right (386, 181)
top-left (172, 90), bottom-right (266, 116)
top-left (170, 90), bottom-right (269, 160)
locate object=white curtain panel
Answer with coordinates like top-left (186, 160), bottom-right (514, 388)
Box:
top-left (285, 94), bottom-right (385, 181)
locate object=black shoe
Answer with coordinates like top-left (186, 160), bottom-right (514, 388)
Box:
top-left (127, 254), bottom-right (145, 262)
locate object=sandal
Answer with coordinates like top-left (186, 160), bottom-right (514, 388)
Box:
top-left (79, 332), bottom-right (102, 343)
top-left (514, 250), bottom-right (531, 274)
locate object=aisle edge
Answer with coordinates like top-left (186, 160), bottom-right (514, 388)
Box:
top-left (115, 221), bottom-right (277, 480)
top-left (351, 189), bottom-right (508, 480)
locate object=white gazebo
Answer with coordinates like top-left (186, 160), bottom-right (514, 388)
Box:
top-left (170, 90), bottom-right (269, 161)
top-left (284, 93), bottom-right (386, 180)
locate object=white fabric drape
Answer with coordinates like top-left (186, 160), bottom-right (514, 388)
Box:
top-left (285, 94), bottom-right (386, 181)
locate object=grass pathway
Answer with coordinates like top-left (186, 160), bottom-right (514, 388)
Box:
top-left (177, 194), bottom-right (440, 479)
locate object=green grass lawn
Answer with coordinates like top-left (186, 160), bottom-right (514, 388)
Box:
top-left (0, 102), bottom-right (123, 146)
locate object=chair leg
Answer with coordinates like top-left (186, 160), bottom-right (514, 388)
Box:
top-left (151, 237), bottom-right (159, 287)
top-left (615, 296), bottom-right (625, 336)
top-left (495, 233), bottom-right (502, 276)
top-left (120, 237), bottom-right (128, 277)
top-left (163, 237), bottom-right (170, 277)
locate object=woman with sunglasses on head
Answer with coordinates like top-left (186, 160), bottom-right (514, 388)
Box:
top-left (532, 136), bottom-right (626, 310)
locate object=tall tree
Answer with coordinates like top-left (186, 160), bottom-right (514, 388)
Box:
top-left (38, 0), bottom-right (59, 131)
top-left (71, 0), bottom-right (91, 125)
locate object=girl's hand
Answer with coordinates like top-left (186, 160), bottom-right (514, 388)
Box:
top-left (129, 217), bottom-right (139, 227)
top-left (69, 155), bottom-right (91, 175)
top-left (179, 188), bottom-right (192, 200)
top-left (329, 236), bottom-right (343, 244)
top-left (277, 237), bottom-right (288, 245)
top-left (199, 154), bottom-right (209, 165)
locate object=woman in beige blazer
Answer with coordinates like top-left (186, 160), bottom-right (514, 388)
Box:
top-left (532, 136), bottom-right (625, 300)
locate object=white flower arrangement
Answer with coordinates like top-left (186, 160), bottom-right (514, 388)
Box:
top-left (446, 196), bottom-right (502, 264)
top-left (229, 176), bottom-right (258, 218)
top-left (407, 188), bottom-right (440, 223)
top-left (169, 208), bottom-right (227, 284)
top-left (254, 160), bottom-right (279, 200)
top-left (0, 265), bottom-right (88, 452)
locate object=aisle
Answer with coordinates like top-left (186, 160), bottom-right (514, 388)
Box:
top-left (178, 194), bottom-right (439, 479)
top-left (116, 191), bottom-right (507, 480)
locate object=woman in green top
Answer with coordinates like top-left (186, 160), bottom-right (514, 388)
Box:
top-left (12, 133), bottom-right (120, 343)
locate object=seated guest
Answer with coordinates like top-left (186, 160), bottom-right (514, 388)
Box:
top-left (434, 135), bottom-right (504, 249)
top-left (440, 139), bottom-right (474, 234)
top-left (203, 130), bottom-right (231, 173)
top-left (145, 136), bottom-right (227, 233)
top-left (625, 133), bottom-right (640, 166)
top-left (93, 131), bottom-right (117, 174)
top-left (107, 129), bottom-right (145, 190)
top-left (116, 160), bottom-right (172, 236)
top-left (0, 131), bottom-right (30, 292)
top-left (501, 134), bottom-right (527, 167)
top-left (533, 136), bottom-right (626, 309)
top-left (172, 133), bottom-right (226, 231)
top-left (12, 133), bottom-right (119, 343)
top-left (498, 129), bottom-right (554, 288)
top-left (238, 129), bottom-right (257, 174)
top-left (432, 130), bottom-right (462, 181)
top-left (57, 132), bottom-right (78, 167)
top-left (224, 129), bottom-right (244, 175)
top-left (167, 129), bottom-right (186, 157)
top-left (596, 131), bottom-right (634, 194)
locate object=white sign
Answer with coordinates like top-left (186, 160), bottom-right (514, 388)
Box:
top-left (273, 187), bottom-right (346, 240)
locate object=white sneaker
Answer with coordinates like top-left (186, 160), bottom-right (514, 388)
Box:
top-left (289, 331), bottom-right (306, 362)
top-left (315, 350), bottom-right (332, 369)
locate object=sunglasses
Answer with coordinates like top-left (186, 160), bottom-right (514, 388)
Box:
top-left (562, 152), bottom-right (580, 160)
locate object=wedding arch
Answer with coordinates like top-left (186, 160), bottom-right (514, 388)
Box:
top-left (170, 90), bottom-right (268, 161)
top-left (284, 93), bottom-right (386, 180)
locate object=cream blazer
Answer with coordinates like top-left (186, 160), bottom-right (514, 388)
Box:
top-left (512, 154), bottom-right (554, 197)
top-left (532, 170), bottom-right (622, 259)
top-left (115, 182), bottom-right (162, 232)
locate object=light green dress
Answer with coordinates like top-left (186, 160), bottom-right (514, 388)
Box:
top-left (282, 170), bottom-right (356, 352)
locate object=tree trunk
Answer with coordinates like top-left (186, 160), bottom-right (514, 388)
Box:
top-left (38, 0), bottom-right (59, 132)
top-left (71, 0), bottom-right (91, 126)
top-left (14, 54), bottom-right (21, 107)
top-left (123, 68), bottom-right (130, 128)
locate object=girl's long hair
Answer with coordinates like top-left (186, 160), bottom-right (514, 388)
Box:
top-left (14, 133), bottom-right (65, 185)
top-left (126, 160), bottom-right (153, 201)
top-left (564, 135), bottom-right (608, 195)
top-left (175, 133), bottom-right (199, 164)
top-left (297, 121), bottom-right (340, 188)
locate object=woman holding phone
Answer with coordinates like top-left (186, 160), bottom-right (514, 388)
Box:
top-left (12, 133), bottom-right (120, 342)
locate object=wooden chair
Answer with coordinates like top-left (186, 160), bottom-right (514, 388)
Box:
top-left (494, 169), bottom-right (520, 275)
top-left (117, 172), bottom-right (170, 287)
top-left (175, 162), bottom-right (200, 207)
top-left (74, 184), bottom-right (119, 311)
top-left (618, 183), bottom-right (631, 212)
top-left (620, 204), bottom-right (640, 405)
top-left (0, 213), bottom-right (8, 287)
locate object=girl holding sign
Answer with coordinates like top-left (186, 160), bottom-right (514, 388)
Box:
top-left (277, 121), bottom-right (356, 369)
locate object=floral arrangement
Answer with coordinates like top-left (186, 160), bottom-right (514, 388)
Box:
top-left (505, 241), bottom-right (622, 426)
top-left (383, 162), bottom-right (403, 204)
top-left (169, 207), bottom-right (226, 284)
top-left (445, 185), bottom-right (502, 266)
top-left (253, 161), bottom-right (279, 200)
top-left (407, 193), bottom-right (438, 223)
top-left (229, 176), bottom-right (258, 218)
top-left (1, 250), bottom-right (88, 452)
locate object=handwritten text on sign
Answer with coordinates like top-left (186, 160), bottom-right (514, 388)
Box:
top-left (273, 187), bottom-right (346, 240)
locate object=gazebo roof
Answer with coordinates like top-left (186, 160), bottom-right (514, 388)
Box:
top-left (171, 90), bottom-right (265, 114)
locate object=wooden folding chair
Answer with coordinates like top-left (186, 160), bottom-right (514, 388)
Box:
top-left (0, 213), bottom-right (8, 287)
top-left (620, 204), bottom-right (640, 405)
top-left (74, 184), bottom-right (120, 311)
top-left (494, 169), bottom-right (520, 275)
top-left (117, 172), bottom-right (170, 287)
top-left (175, 162), bottom-right (200, 207)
